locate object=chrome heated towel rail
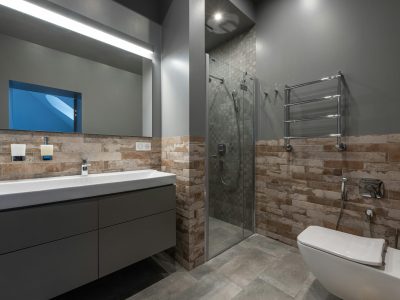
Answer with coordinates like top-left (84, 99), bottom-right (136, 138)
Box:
top-left (283, 72), bottom-right (346, 152)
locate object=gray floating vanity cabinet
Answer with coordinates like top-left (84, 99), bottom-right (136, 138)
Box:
top-left (0, 185), bottom-right (176, 300)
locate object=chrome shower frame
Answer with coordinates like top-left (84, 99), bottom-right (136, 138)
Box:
top-left (204, 54), bottom-right (257, 261)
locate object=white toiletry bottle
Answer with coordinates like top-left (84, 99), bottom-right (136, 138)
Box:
top-left (81, 159), bottom-right (90, 176)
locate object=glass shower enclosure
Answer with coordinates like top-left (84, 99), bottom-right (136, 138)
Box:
top-left (206, 55), bottom-right (255, 259)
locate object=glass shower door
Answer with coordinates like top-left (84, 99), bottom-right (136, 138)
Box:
top-left (207, 56), bottom-right (255, 259)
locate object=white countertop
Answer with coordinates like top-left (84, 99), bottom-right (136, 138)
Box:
top-left (0, 170), bottom-right (176, 211)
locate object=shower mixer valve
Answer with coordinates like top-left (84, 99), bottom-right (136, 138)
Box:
top-left (218, 144), bottom-right (226, 156)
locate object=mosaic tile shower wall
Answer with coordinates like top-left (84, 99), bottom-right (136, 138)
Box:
top-left (209, 26), bottom-right (256, 76)
top-left (208, 27), bottom-right (256, 231)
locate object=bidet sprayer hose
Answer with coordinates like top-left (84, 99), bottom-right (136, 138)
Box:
top-left (341, 177), bottom-right (347, 202)
top-left (336, 177), bottom-right (347, 230)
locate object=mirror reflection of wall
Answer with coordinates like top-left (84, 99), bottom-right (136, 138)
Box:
top-left (0, 3), bottom-right (153, 137)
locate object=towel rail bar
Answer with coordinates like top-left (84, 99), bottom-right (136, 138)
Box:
top-left (283, 72), bottom-right (346, 152)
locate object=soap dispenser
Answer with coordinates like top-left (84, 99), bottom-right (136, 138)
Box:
top-left (11, 144), bottom-right (26, 161)
top-left (81, 159), bottom-right (91, 176)
top-left (40, 137), bottom-right (54, 161)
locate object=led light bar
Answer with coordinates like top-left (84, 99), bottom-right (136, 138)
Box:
top-left (0, 0), bottom-right (153, 59)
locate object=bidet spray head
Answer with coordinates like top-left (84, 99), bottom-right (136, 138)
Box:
top-left (365, 208), bottom-right (374, 222)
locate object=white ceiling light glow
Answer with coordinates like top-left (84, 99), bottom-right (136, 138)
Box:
top-left (302, 0), bottom-right (318, 11)
top-left (0, 0), bottom-right (153, 60)
top-left (214, 12), bottom-right (223, 22)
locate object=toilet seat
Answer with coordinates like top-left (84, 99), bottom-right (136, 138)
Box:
top-left (297, 226), bottom-right (386, 266)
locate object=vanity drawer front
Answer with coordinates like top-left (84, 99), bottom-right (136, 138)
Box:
top-left (99, 209), bottom-right (176, 277)
top-left (0, 199), bottom-right (98, 254)
top-left (0, 231), bottom-right (98, 300)
top-left (99, 185), bottom-right (176, 227)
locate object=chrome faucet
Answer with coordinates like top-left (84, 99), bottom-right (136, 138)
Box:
top-left (81, 159), bottom-right (91, 176)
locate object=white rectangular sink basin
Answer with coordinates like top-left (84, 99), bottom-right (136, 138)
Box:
top-left (0, 170), bottom-right (176, 211)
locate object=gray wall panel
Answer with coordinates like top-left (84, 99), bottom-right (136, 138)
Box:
top-left (256, 0), bottom-right (400, 140)
top-left (162, 0), bottom-right (206, 137)
top-left (189, 0), bottom-right (206, 137)
top-left (161, 0), bottom-right (190, 137)
top-left (229, 0), bottom-right (256, 22)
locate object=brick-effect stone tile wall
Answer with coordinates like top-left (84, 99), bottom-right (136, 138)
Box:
top-left (256, 134), bottom-right (400, 247)
top-left (161, 136), bottom-right (205, 270)
top-left (0, 130), bottom-right (161, 180)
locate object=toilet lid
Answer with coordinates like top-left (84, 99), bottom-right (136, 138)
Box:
top-left (297, 226), bottom-right (386, 266)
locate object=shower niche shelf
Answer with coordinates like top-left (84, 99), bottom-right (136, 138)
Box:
top-left (283, 71), bottom-right (346, 152)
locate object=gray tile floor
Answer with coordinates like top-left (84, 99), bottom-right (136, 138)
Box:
top-left (208, 217), bottom-right (252, 258)
top-left (128, 234), bottom-right (340, 300)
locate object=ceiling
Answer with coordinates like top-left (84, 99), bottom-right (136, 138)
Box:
top-left (205, 0), bottom-right (255, 51)
top-left (113, 0), bottom-right (256, 52)
top-left (113, 0), bottom-right (173, 25)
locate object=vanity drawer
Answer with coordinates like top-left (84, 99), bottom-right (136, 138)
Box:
top-left (99, 185), bottom-right (176, 227)
top-left (0, 199), bottom-right (98, 254)
top-left (0, 231), bottom-right (98, 300)
top-left (99, 209), bottom-right (176, 277)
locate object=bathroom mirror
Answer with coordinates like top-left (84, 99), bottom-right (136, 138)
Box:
top-left (0, 3), bottom-right (153, 137)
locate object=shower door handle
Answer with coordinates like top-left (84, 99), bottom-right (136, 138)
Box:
top-left (211, 155), bottom-right (218, 159)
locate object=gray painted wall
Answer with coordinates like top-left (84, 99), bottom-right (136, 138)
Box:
top-left (0, 33), bottom-right (143, 136)
top-left (161, 0), bottom-right (190, 137)
top-left (256, 0), bottom-right (400, 140)
top-left (45, 0), bottom-right (163, 137)
top-left (161, 0), bottom-right (206, 137)
top-left (189, 0), bottom-right (206, 137)
top-left (113, 0), bottom-right (173, 25)
top-left (229, 0), bottom-right (255, 22)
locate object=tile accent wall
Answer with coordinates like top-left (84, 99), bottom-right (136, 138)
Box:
top-left (209, 26), bottom-right (256, 76)
top-left (161, 136), bottom-right (206, 270)
top-left (0, 130), bottom-right (161, 181)
top-left (208, 26), bottom-right (256, 231)
top-left (207, 58), bottom-right (255, 230)
top-left (256, 134), bottom-right (400, 247)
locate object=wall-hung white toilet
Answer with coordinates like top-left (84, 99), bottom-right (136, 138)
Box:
top-left (298, 226), bottom-right (400, 300)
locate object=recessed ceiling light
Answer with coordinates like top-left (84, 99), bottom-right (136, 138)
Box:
top-left (214, 12), bottom-right (223, 22)
top-left (302, 0), bottom-right (318, 11)
top-left (0, 0), bottom-right (153, 60)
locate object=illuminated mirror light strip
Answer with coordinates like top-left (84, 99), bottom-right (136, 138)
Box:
top-left (0, 0), bottom-right (153, 60)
